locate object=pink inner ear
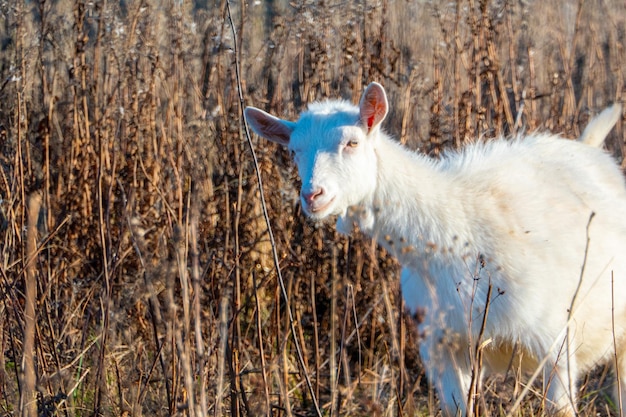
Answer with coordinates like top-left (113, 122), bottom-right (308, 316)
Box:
top-left (360, 84), bottom-right (387, 132)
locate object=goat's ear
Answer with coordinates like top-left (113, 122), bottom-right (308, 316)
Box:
top-left (244, 107), bottom-right (295, 146)
top-left (359, 82), bottom-right (388, 134)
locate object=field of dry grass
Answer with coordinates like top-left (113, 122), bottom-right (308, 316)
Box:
top-left (1, 0), bottom-right (625, 416)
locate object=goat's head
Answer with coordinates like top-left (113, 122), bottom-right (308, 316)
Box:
top-left (245, 82), bottom-right (389, 227)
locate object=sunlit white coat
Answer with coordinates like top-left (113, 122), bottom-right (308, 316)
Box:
top-left (245, 83), bottom-right (626, 416)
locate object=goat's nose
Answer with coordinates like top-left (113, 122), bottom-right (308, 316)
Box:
top-left (302, 188), bottom-right (324, 205)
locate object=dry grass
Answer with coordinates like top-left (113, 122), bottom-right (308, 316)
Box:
top-left (0, 0), bottom-right (624, 416)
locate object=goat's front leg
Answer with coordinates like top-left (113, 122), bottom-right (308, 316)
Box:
top-left (420, 339), bottom-right (473, 417)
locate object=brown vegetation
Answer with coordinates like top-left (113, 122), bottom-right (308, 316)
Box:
top-left (0, 0), bottom-right (624, 416)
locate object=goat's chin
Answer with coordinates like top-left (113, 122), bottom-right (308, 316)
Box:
top-left (302, 198), bottom-right (337, 220)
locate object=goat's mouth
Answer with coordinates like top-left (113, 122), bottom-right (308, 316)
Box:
top-left (304, 197), bottom-right (335, 218)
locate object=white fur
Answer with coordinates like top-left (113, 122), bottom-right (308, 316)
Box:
top-left (245, 83), bottom-right (626, 416)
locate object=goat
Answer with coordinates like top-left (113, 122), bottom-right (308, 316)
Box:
top-left (244, 82), bottom-right (626, 416)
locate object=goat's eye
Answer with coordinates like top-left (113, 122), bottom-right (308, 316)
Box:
top-left (346, 140), bottom-right (359, 149)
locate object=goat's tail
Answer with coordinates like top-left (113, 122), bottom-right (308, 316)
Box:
top-left (578, 104), bottom-right (622, 147)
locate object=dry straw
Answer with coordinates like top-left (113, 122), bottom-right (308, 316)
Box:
top-left (0, 0), bottom-right (624, 416)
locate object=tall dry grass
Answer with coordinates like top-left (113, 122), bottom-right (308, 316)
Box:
top-left (0, 0), bottom-right (624, 416)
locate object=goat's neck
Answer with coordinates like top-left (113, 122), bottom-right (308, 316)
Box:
top-left (341, 136), bottom-right (469, 260)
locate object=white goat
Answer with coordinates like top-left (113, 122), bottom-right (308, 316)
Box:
top-left (245, 82), bottom-right (626, 416)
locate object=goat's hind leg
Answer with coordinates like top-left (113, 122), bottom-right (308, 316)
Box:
top-left (543, 357), bottom-right (578, 417)
top-left (614, 350), bottom-right (626, 416)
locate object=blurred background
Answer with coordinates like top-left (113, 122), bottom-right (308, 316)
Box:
top-left (1, 0), bottom-right (624, 415)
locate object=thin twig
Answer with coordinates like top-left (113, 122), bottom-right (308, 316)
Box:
top-left (467, 283), bottom-right (493, 417)
top-left (225, 2), bottom-right (322, 416)
top-left (21, 192), bottom-right (41, 417)
top-left (215, 295), bottom-right (229, 417)
top-left (565, 212), bottom-right (595, 408)
top-left (252, 269), bottom-right (271, 414)
top-left (191, 211), bottom-right (209, 417)
top-left (330, 246), bottom-right (337, 416)
top-left (612, 271), bottom-right (623, 416)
